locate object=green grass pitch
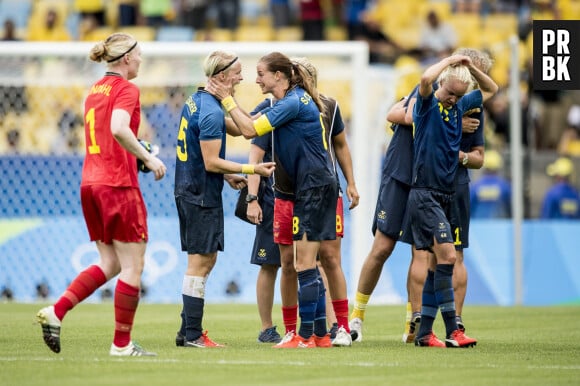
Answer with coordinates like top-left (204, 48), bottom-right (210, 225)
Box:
top-left (2, 303), bottom-right (579, 385)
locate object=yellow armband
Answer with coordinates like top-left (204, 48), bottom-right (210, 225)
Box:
top-left (221, 96), bottom-right (237, 112)
top-left (254, 114), bottom-right (274, 136)
top-left (241, 164), bottom-right (255, 175)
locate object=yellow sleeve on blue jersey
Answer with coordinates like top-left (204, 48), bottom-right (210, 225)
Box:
top-left (254, 114), bottom-right (274, 136)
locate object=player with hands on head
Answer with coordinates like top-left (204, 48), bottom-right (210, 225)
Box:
top-left (174, 50), bottom-right (275, 349)
top-left (36, 32), bottom-right (166, 357)
top-left (409, 53), bottom-right (497, 348)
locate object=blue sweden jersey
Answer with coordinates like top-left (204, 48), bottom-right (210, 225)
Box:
top-left (412, 89), bottom-right (482, 192)
top-left (174, 89), bottom-right (227, 207)
top-left (252, 98), bottom-right (294, 199)
top-left (263, 86), bottom-right (335, 193)
top-left (456, 107), bottom-right (485, 185)
top-left (382, 87), bottom-right (417, 186)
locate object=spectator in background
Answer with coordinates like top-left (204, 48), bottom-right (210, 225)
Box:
top-left (0, 21), bottom-right (27, 118)
top-left (557, 103), bottom-right (580, 156)
top-left (27, 8), bottom-right (72, 41)
top-left (270, 0), bottom-right (294, 29)
top-left (356, 12), bottom-right (404, 64)
top-left (298, 0), bottom-right (325, 40)
top-left (73, 0), bottom-right (106, 27)
top-left (418, 10), bottom-right (457, 65)
top-left (344, 0), bottom-right (369, 40)
top-left (119, 0), bottom-right (140, 26)
top-left (2, 19), bottom-right (19, 41)
top-left (178, 0), bottom-right (210, 32)
top-left (215, 0), bottom-right (241, 32)
top-left (5, 128), bottom-right (21, 154)
top-left (470, 149), bottom-right (512, 218)
top-left (540, 157), bottom-right (580, 219)
top-left (140, 0), bottom-right (173, 28)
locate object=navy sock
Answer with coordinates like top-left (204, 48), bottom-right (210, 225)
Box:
top-left (434, 263), bottom-right (458, 337)
top-left (183, 294), bottom-right (204, 341)
top-left (314, 269), bottom-right (327, 337)
top-left (297, 268), bottom-right (318, 339)
top-left (417, 270), bottom-right (437, 339)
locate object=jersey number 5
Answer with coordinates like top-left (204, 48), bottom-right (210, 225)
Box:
top-left (177, 116), bottom-right (188, 162)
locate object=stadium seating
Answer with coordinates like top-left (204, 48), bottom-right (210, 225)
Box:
top-left (156, 25), bottom-right (195, 41)
top-left (0, 0), bottom-right (32, 30)
top-left (274, 26), bottom-right (302, 41)
top-left (235, 24), bottom-right (275, 41)
top-left (117, 26), bottom-right (156, 41)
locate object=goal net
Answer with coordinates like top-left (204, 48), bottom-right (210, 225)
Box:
top-left (0, 41), bottom-right (397, 303)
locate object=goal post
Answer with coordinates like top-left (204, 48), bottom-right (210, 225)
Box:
top-left (0, 41), bottom-right (396, 302)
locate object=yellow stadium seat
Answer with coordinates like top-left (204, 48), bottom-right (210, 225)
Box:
top-left (275, 26), bottom-right (301, 41)
top-left (80, 26), bottom-right (114, 42)
top-left (393, 54), bottom-right (421, 96)
top-left (418, 1), bottom-right (453, 20)
top-left (390, 26), bottom-right (421, 51)
top-left (447, 14), bottom-right (483, 48)
top-left (235, 25), bottom-right (274, 42)
top-left (117, 26), bottom-right (156, 42)
top-left (326, 26), bottom-right (347, 41)
top-left (559, 0), bottom-right (580, 19)
top-left (483, 13), bottom-right (517, 36)
top-left (30, 0), bottom-right (71, 27)
top-left (318, 79), bottom-right (352, 120)
top-left (201, 28), bottom-right (234, 42)
top-left (565, 140), bottom-right (580, 157)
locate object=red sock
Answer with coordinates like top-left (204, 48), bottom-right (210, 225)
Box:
top-left (113, 279), bottom-right (140, 348)
top-left (282, 304), bottom-right (298, 334)
top-left (53, 265), bottom-right (107, 321)
top-left (332, 298), bottom-right (350, 332)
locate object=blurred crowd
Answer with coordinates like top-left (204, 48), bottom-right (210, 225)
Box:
top-left (0, 0), bottom-right (579, 218)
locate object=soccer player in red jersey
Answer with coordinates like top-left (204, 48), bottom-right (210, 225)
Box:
top-left (37, 32), bottom-right (166, 356)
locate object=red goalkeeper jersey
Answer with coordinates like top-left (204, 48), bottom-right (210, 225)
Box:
top-left (81, 74), bottom-right (141, 187)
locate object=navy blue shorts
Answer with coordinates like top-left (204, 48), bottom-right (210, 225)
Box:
top-left (175, 197), bottom-right (224, 254)
top-left (250, 198), bottom-right (280, 266)
top-left (452, 182), bottom-right (470, 250)
top-left (293, 184), bottom-right (338, 242)
top-left (407, 188), bottom-right (454, 250)
top-left (372, 176), bottom-right (411, 240)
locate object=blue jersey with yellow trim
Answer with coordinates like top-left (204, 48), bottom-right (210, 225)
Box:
top-left (412, 89), bottom-right (482, 192)
top-left (321, 94), bottom-right (345, 182)
top-left (382, 86), bottom-right (417, 185)
top-left (174, 88), bottom-right (226, 207)
top-left (456, 107), bottom-right (485, 185)
top-left (261, 86), bottom-right (335, 193)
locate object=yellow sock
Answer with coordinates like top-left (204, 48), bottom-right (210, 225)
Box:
top-left (403, 302), bottom-right (412, 334)
top-left (350, 292), bottom-right (370, 321)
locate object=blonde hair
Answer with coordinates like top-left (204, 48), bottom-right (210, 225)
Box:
top-left (453, 47), bottom-right (493, 74)
top-left (291, 57), bottom-right (318, 88)
top-left (204, 51), bottom-right (238, 77)
top-left (89, 33), bottom-right (137, 64)
top-left (438, 64), bottom-right (472, 88)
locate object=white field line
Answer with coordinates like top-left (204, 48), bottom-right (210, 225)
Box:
top-left (1, 357), bottom-right (580, 370)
